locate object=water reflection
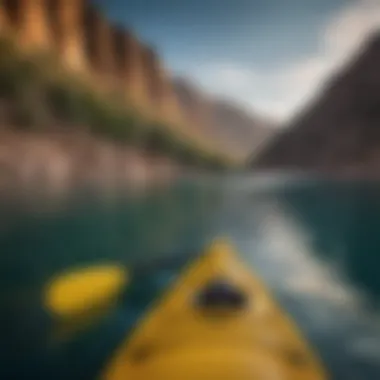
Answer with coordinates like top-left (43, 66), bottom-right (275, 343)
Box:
top-left (224, 177), bottom-right (380, 379)
top-left (276, 180), bottom-right (380, 304)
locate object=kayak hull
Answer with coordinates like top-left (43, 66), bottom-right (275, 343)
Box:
top-left (102, 240), bottom-right (328, 380)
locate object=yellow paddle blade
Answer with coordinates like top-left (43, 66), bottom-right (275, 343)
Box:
top-left (44, 265), bottom-right (128, 320)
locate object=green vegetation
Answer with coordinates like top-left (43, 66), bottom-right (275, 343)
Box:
top-left (0, 37), bottom-right (230, 170)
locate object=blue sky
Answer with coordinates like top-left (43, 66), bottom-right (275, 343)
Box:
top-left (93, 0), bottom-right (380, 122)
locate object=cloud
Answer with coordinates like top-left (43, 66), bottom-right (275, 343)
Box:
top-left (190, 0), bottom-right (380, 122)
top-left (325, 0), bottom-right (380, 58)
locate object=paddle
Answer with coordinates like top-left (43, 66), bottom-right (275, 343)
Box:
top-left (42, 247), bottom-right (202, 339)
top-left (43, 264), bottom-right (129, 342)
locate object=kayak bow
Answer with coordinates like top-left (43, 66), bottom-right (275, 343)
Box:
top-left (103, 239), bottom-right (328, 380)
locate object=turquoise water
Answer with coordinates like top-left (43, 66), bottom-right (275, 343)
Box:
top-left (1, 177), bottom-right (380, 379)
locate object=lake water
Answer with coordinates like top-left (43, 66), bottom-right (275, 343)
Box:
top-left (1, 175), bottom-right (380, 379)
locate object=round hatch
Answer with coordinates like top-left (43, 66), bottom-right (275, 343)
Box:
top-left (194, 279), bottom-right (248, 311)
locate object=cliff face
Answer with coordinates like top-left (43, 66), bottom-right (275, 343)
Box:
top-left (251, 31), bottom-right (380, 172)
top-left (0, 0), bottom-right (182, 124)
top-left (173, 78), bottom-right (274, 161)
top-left (0, 0), bottom-right (271, 162)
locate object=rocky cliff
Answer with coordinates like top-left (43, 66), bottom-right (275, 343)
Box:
top-left (251, 31), bottom-right (380, 173)
top-left (0, 0), bottom-right (242, 196)
top-left (0, 0), bottom-right (183, 127)
top-left (0, 0), bottom-right (270, 164)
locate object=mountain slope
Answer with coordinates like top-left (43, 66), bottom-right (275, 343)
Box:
top-left (251, 31), bottom-right (380, 172)
top-left (173, 78), bottom-right (275, 161)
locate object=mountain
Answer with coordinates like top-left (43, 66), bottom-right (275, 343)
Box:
top-left (173, 78), bottom-right (275, 161)
top-left (251, 31), bottom-right (380, 172)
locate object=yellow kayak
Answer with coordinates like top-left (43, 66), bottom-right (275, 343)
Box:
top-left (101, 240), bottom-right (328, 380)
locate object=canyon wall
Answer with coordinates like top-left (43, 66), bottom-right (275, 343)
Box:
top-left (0, 0), bottom-right (271, 161)
top-left (0, 0), bottom-right (183, 129)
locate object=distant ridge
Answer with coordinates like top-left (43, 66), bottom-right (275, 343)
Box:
top-left (173, 77), bottom-right (275, 161)
top-left (251, 30), bottom-right (380, 172)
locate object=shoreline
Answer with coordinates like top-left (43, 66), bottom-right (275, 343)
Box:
top-left (0, 128), bottom-right (182, 199)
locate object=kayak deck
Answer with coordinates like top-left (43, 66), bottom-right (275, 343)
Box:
top-left (103, 240), bottom-right (328, 380)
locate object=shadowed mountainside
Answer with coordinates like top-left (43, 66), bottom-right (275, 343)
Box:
top-left (250, 31), bottom-right (380, 173)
